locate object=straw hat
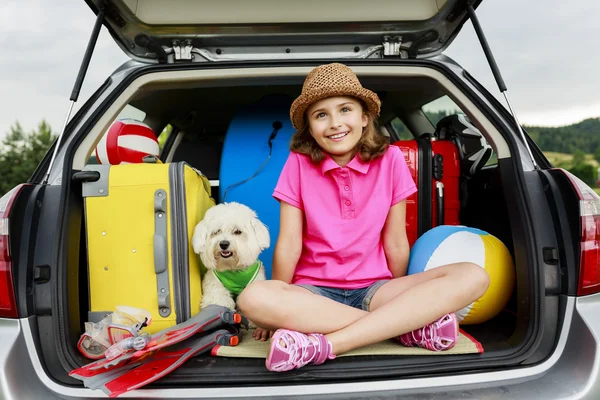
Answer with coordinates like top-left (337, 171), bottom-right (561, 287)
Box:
top-left (290, 63), bottom-right (381, 129)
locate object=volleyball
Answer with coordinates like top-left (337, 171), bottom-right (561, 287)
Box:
top-left (95, 119), bottom-right (160, 165)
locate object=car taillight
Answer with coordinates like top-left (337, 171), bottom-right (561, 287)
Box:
top-left (0, 185), bottom-right (26, 318)
top-left (559, 170), bottom-right (600, 296)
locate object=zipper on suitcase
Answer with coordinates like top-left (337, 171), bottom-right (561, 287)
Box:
top-left (169, 163), bottom-right (191, 323)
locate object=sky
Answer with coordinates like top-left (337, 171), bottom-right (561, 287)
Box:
top-left (0, 0), bottom-right (599, 140)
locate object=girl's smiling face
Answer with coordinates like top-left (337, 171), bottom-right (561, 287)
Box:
top-left (306, 96), bottom-right (368, 167)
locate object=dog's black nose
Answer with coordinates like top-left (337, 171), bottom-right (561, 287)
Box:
top-left (219, 240), bottom-right (230, 250)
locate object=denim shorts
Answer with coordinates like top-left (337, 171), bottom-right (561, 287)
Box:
top-left (295, 280), bottom-right (388, 311)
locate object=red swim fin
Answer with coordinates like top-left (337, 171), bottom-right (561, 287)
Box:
top-left (72, 327), bottom-right (241, 397)
top-left (102, 328), bottom-right (241, 397)
top-left (70, 304), bottom-right (246, 380)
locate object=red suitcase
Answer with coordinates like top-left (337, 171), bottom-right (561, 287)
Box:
top-left (392, 138), bottom-right (461, 247)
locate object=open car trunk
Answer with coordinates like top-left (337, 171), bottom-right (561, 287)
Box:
top-left (42, 62), bottom-right (554, 389)
top-left (86, 0), bottom-right (482, 62)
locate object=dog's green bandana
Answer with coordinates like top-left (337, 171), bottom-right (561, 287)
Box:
top-left (213, 260), bottom-right (262, 296)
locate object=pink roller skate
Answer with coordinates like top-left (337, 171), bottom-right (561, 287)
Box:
top-left (396, 313), bottom-right (458, 351)
top-left (266, 329), bottom-right (336, 372)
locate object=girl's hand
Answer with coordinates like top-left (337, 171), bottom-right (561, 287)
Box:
top-left (253, 327), bottom-right (274, 341)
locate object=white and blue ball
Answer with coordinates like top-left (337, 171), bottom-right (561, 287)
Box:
top-left (408, 225), bottom-right (515, 325)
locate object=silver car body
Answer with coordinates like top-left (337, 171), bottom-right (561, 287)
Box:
top-left (1, 0), bottom-right (598, 398)
top-left (0, 295), bottom-right (598, 399)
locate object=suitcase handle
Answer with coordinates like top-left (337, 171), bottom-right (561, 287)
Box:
top-left (154, 189), bottom-right (171, 317)
top-left (436, 182), bottom-right (444, 226)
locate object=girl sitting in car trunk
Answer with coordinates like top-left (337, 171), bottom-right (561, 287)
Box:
top-left (237, 62), bottom-right (490, 372)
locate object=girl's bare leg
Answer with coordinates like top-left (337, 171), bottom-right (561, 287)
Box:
top-left (327, 262), bottom-right (489, 354)
top-left (239, 267), bottom-right (455, 334)
top-left (238, 262), bottom-right (488, 352)
top-left (238, 281), bottom-right (367, 334)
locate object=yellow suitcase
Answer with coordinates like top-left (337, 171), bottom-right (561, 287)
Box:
top-left (82, 161), bottom-right (215, 333)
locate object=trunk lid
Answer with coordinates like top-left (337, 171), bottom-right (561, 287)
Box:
top-left (86, 0), bottom-right (482, 62)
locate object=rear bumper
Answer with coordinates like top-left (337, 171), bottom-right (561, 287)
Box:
top-left (1, 295), bottom-right (599, 400)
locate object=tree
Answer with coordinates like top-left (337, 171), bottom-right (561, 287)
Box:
top-left (525, 117), bottom-right (600, 154)
top-left (0, 120), bottom-right (56, 196)
top-left (569, 162), bottom-right (596, 187)
top-left (572, 150), bottom-right (586, 166)
top-left (594, 147), bottom-right (600, 165)
top-left (562, 150), bottom-right (596, 187)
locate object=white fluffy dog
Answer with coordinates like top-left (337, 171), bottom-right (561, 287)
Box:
top-left (192, 202), bottom-right (270, 315)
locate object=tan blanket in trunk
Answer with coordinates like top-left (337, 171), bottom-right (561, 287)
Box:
top-left (213, 329), bottom-right (484, 358)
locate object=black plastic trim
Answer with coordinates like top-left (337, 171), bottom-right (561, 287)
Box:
top-left (538, 170), bottom-right (580, 296)
top-left (10, 184), bottom-right (36, 317)
top-left (35, 184), bottom-right (83, 385)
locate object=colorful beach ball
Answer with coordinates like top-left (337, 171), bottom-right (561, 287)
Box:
top-left (95, 119), bottom-right (160, 165)
top-left (408, 225), bottom-right (515, 325)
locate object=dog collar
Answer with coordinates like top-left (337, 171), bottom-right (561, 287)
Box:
top-left (212, 260), bottom-right (262, 296)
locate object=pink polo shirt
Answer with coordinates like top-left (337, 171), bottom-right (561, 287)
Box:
top-left (272, 145), bottom-right (417, 289)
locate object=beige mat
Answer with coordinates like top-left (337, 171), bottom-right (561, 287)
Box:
top-left (213, 329), bottom-right (484, 358)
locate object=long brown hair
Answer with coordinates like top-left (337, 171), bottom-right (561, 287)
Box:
top-left (289, 98), bottom-right (389, 164)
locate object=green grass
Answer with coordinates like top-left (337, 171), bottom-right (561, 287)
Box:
top-left (544, 151), bottom-right (599, 168)
top-left (544, 152), bottom-right (600, 193)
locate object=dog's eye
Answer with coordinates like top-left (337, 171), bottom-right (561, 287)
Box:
top-left (211, 229), bottom-right (221, 237)
top-left (233, 229), bottom-right (242, 235)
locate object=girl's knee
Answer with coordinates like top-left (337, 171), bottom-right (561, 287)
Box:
top-left (461, 262), bottom-right (490, 297)
top-left (237, 280), bottom-right (287, 315)
top-left (238, 280), bottom-right (269, 310)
